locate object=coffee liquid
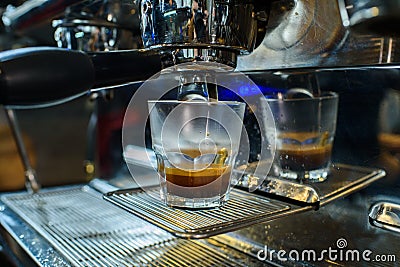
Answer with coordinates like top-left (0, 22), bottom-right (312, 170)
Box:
top-left (163, 148), bottom-right (230, 187)
top-left (277, 132), bottom-right (332, 171)
top-left (161, 149), bottom-right (232, 198)
top-left (165, 165), bottom-right (229, 187)
top-left (277, 144), bottom-right (332, 171)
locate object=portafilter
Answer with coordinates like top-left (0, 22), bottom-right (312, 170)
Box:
top-left (139, 0), bottom-right (270, 67)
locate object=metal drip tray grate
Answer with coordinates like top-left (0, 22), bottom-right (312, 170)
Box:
top-left (239, 163), bottom-right (387, 205)
top-left (127, 238), bottom-right (243, 266)
top-left (103, 164), bottom-right (386, 239)
top-left (1, 186), bottom-right (252, 267)
top-left (104, 187), bottom-right (292, 239)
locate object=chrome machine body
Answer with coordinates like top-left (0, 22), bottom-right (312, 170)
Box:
top-left (1, 1), bottom-right (400, 266)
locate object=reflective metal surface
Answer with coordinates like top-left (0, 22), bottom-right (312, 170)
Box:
top-left (2, 1), bottom-right (400, 267)
top-left (51, 0), bottom-right (271, 65)
top-left (0, 185), bottom-right (265, 267)
top-left (137, 0), bottom-right (270, 66)
top-left (369, 202), bottom-right (400, 234)
top-left (53, 0), bottom-right (143, 51)
top-left (237, 0), bottom-right (400, 70)
top-left (103, 163), bottom-right (385, 239)
top-left (339, 0), bottom-right (400, 36)
top-left (224, 189), bottom-right (400, 266)
top-left (1, 0), bottom-right (86, 32)
top-left (238, 162), bottom-right (386, 205)
top-left (139, 0), bottom-right (267, 52)
top-left (104, 186), bottom-right (293, 239)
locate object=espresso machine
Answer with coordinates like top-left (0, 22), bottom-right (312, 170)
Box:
top-left (0, 0), bottom-right (400, 266)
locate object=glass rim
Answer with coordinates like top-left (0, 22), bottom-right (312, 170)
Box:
top-left (264, 91), bottom-right (338, 102)
top-left (147, 100), bottom-right (245, 105)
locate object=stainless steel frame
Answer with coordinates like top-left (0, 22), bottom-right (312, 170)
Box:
top-left (2, 0), bottom-right (400, 266)
top-left (0, 186), bottom-right (263, 266)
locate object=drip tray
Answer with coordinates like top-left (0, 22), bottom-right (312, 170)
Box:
top-left (104, 187), bottom-right (297, 239)
top-left (240, 163), bottom-right (386, 206)
top-left (0, 186), bottom-right (257, 267)
top-left (104, 164), bottom-right (386, 239)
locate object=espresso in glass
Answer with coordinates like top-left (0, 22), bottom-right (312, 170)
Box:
top-left (164, 165), bottom-right (231, 198)
top-left (161, 149), bottom-right (232, 198)
top-left (265, 91), bottom-right (338, 182)
top-left (149, 100), bottom-right (245, 208)
top-left (274, 132), bottom-right (333, 181)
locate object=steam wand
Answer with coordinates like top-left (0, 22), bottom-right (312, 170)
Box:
top-left (4, 108), bottom-right (40, 193)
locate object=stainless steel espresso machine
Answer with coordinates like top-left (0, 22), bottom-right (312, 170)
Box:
top-left (1, 0), bottom-right (400, 266)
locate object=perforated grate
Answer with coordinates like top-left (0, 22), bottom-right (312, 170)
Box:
top-left (104, 187), bottom-right (291, 239)
top-left (2, 187), bottom-right (248, 267)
